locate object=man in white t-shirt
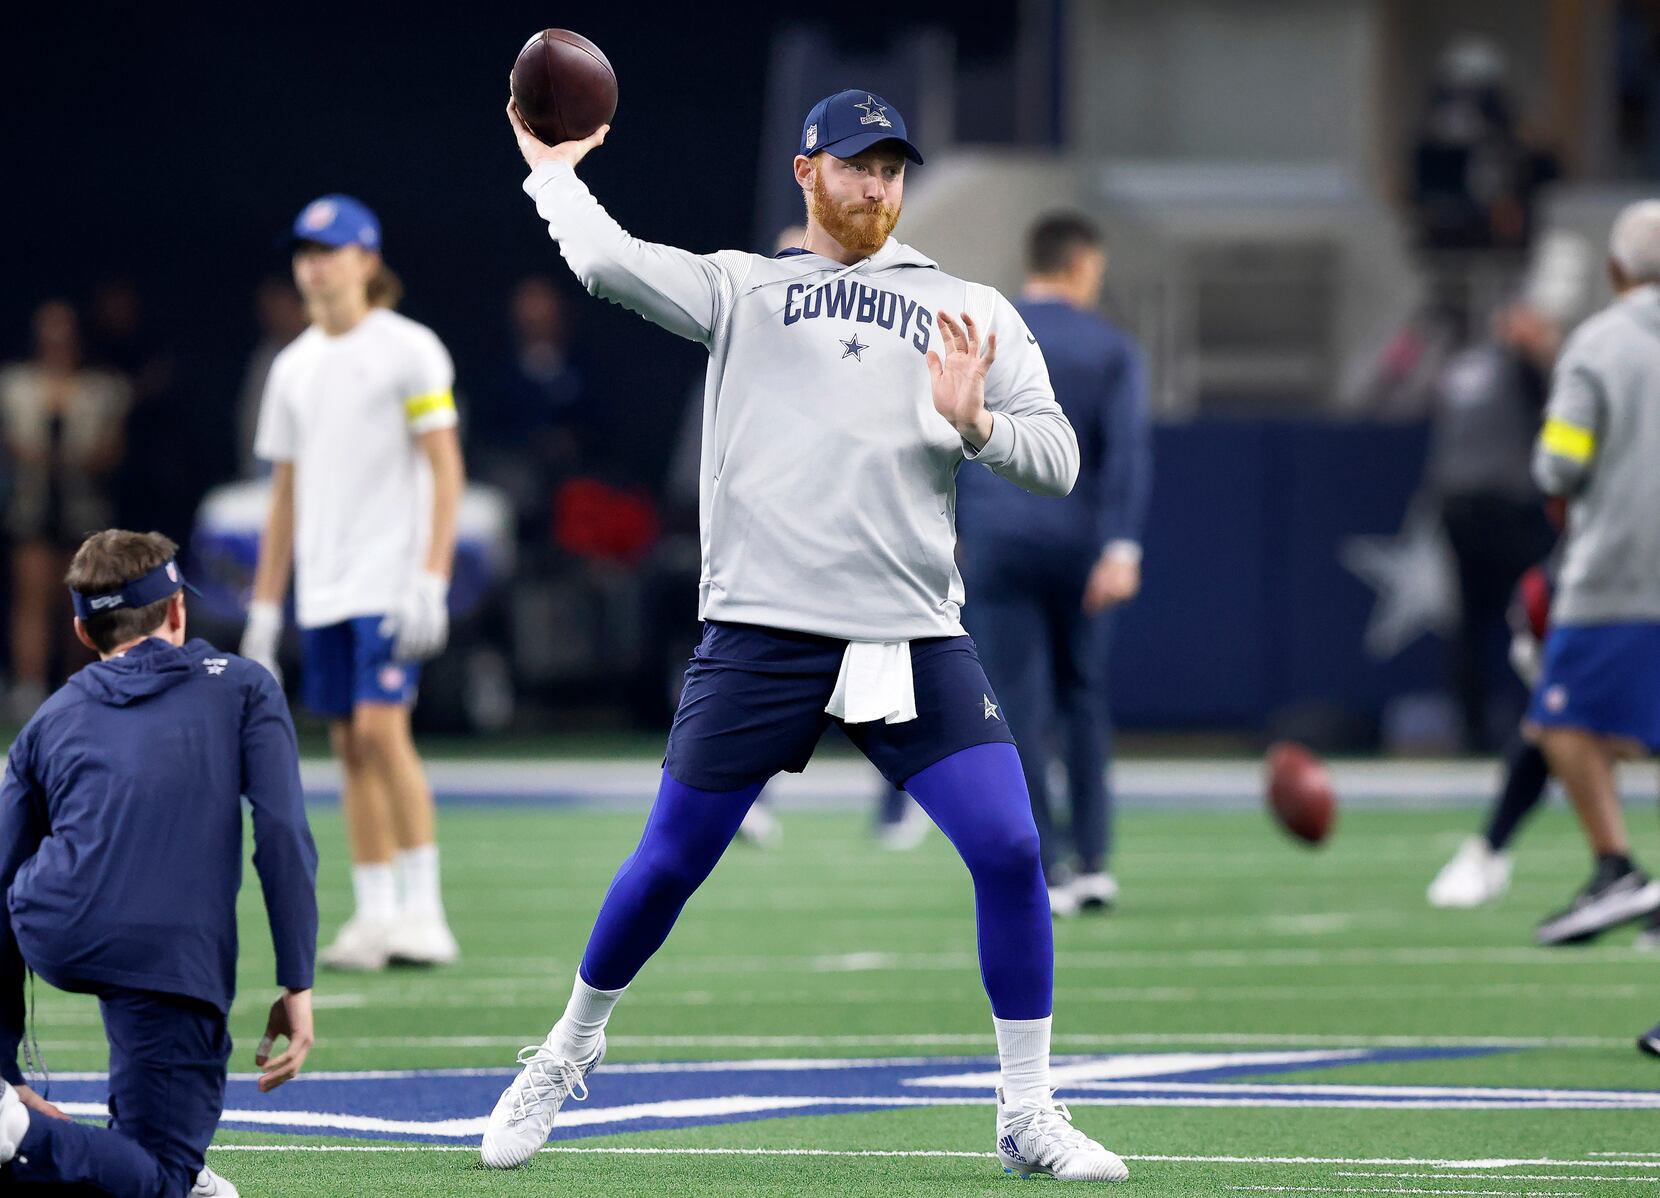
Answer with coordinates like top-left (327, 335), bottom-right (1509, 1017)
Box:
top-left (243, 194), bottom-right (466, 971)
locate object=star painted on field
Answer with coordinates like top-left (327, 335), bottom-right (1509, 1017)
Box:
top-left (840, 335), bottom-right (868, 361)
top-left (1339, 495), bottom-right (1458, 660)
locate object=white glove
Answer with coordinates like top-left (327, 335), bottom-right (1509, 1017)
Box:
top-left (1509, 631), bottom-right (1542, 688)
top-left (381, 572), bottom-right (449, 663)
top-left (241, 600), bottom-right (284, 686)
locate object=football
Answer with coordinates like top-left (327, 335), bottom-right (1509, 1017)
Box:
top-left (510, 29), bottom-right (618, 145)
top-left (1264, 741), bottom-right (1336, 846)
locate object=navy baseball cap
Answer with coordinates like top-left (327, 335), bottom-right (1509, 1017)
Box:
top-left (290, 194), bottom-right (381, 250)
top-left (800, 89), bottom-right (923, 164)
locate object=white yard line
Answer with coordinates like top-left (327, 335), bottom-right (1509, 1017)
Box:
top-left (198, 1146), bottom-right (1660, 1173)
top-left (31, 1031), bottom-right (1638, 1051)
top-left (298, 755), bottom-right (1660, 810)
top-left (1340, 1174), bottom-right (1657, 1184)
top-left (1226, 1188), bottom-right (1580, 1197)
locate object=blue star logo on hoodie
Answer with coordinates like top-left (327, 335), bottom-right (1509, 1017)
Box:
top-left (840, 335), bottom-right (868, 361)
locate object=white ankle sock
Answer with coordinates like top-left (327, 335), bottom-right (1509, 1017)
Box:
top-left (994, 1015), bottom-right (1053, 1107)
top-left (548, 975), bottom-right (626, 1060)
top-left (351, 863), bottom-right (398, 922)
top-left (395, 844), bottom-right (444, 918)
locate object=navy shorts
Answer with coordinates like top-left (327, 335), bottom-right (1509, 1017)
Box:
top-left (664, 620), bottom-right (1016, 791)
top-left (1527, 622), bottom-right (1660, 750)
top-left (299, 616), bottom-right (420, 720)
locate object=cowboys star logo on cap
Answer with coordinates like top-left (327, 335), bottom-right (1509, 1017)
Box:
top-left (301, 199), bottom-right (338, 231)
top-left (165, 562), bottom-right (179, 583)
top-left (805, 123), bottom-right (818, 150)
top-left (855, 94), bottom-right (892, 128)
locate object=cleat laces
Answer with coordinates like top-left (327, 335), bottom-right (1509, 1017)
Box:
top-left (1013, 1096), bottom-right (1095, 1158)
top-left (508, 1044), bottom-right (590, 1123)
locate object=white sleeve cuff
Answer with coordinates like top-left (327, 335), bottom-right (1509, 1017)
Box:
top-left (962, 414), bottom-right (1014, 467)
top-left (1103, 540), bottom-right (1142, 564)
top-left (522, 160), bottom-right (576, 199)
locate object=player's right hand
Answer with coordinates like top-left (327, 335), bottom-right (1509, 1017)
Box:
top-left (241, 600), bottom-right (284, 686)
top-left (507, 95), bottom-right (608, 171)
top-left (256, 988), bottom-right (315, 1093)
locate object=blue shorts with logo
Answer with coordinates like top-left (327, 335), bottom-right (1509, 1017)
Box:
top-left (300, 615), bottom-right (420, 719)
top-left (1527, 622), bottom-right (1660, 751)
top-left (663, 620), bottom-right (1017, 791)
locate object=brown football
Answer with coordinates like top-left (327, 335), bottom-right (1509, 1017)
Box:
top-left (1264, 741), bottom-right (1337, 846)
top-left (511, 29), bottom-right (618, 145)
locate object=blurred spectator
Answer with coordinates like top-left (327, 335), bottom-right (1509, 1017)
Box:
top-left (87, 278), bottom-right (200, 542)
top-left (237, 277), bottom-right (308, 476)
top-left (0, 301), bottom-right (130, 715)
top-left (1426, 230), bottom-right (1591, 750)
top-left (1410, 37), bottom-right (1558, 254)
top-left (1615, 1), bottom-right (1660, 178)
top-left (958, 213), bottom-right (1152, 910)
top-left (473, 277), bottom-right (589, 544)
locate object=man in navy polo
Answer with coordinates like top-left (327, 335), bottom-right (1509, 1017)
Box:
top-left (0, 529), bottom-right (318, 1197)
top-left (958, 212), bottom-right (1153, 917)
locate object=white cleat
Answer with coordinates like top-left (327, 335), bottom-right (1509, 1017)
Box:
top-left (480, 1035), bottom-right (605, 1169)
top-left (192, 1165), bottom-right (240, 1196)
top-left (876, 805), bottom-right (929, 852)
top-left (319, 916), bottom-right (396, 972)
top-left (736, 804), bottom-right (783, 849)
top-left (1071, 872), bottom-right (1118, 911)
top-left (1048, 883), bottom-right (1080, 918)
top-left (996, 1089), bottom-right (1128, 1182)
top-left (0, 1078), bottom-right (29, 1165)
top-left (1427, 837), bottom-right (1512, 908)
top-left (386, 914), bottom-right (460, 966)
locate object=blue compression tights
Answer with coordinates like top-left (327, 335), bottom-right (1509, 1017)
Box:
top-left (579, 742), bottom-right (1053, 1019)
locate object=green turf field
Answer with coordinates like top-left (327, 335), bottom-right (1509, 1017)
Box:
top-left (22, 786), bottom-right (1660, 1195)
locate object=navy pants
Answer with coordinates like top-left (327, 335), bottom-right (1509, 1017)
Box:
top-left (10, 987), bottom-right (230, 1197)
top-left (962, 540), bottom-right (1115, 881)
top-left (581, 622), bottom-right (1054, 1019)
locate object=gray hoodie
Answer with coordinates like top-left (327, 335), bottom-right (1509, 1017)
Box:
top-left (1533, 284), bottom-right (1660, 624)
top-left (522, 162), bottom-right (1079, 641)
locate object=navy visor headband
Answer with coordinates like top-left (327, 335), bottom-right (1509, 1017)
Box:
top-left (71, 559), bottom-right (200, 620)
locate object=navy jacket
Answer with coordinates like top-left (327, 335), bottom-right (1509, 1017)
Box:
top-left (0, 637), bottom-right (317, 1084)
top-left (957, 297), bottom-right (1153, 556)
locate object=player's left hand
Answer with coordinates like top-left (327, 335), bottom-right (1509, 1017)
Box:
top-left (256, 988), bottom-right (315, 1093)
top-left (927, 311), bottom-right (997, 449)
top-left (380, 572), bottom-right (450, 663)
top-left (1083, 554), bottom-right (1140, 614)
top-left (15, 1083), bottom-right (69, 1121)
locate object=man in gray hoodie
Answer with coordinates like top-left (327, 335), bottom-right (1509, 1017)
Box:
top-left (479, 90), bottom-right (1130, 1184)
top-left (1530, 200), bottom-right (1660, 953)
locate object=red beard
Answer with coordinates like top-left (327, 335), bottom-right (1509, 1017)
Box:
top-left (810, 169), bottom-right (900, 257)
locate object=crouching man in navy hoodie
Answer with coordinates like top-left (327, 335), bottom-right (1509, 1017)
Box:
top-left (0, 529), bottom-right (319, 1197)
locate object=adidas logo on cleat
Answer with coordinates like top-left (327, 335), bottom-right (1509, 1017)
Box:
top-left (998, 1134), bottom-right (1026, 1163)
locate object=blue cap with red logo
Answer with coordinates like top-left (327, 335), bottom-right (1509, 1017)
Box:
top-left (290, 194), bottom-right (381, 250)
top-left (799, 89), bottom-right (923, 164)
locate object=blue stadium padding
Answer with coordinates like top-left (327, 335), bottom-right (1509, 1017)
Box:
top-left (1109, 420), bottom-right (1437, 728)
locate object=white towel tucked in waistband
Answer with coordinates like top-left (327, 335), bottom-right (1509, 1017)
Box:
top-left (825, 640), bottom-right (916, 725)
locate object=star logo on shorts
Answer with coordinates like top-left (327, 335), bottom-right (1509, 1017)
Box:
top-left (982, 694), bottom-right (1000, 721)
top-left (840, 335), bottom-right (868, 361)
